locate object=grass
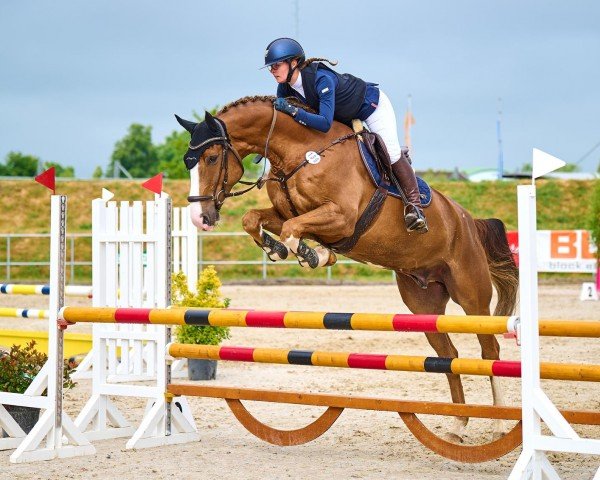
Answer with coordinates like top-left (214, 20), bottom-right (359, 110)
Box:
top-left (0, 178), bottom-right (596, 283)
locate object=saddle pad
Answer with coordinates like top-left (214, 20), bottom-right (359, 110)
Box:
top-left (358, 140), bottom-right (432, 207)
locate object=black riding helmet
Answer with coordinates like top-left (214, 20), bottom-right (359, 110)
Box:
top-left (263, 38), bottom-right (305, 82)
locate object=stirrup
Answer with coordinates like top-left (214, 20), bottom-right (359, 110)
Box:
top-left (404, 204), bottom-right (429, 234)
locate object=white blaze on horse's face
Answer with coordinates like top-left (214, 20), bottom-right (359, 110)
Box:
top-left (188, 165), bottom-right (213, 231)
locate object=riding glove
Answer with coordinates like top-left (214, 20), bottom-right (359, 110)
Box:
top-left (274, 98), bottom-right (298, 118)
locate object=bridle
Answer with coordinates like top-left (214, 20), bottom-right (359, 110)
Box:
top-left (186, 111), bottom-right (277, 210)
top-left (186, 136), bottom-right (245, 210)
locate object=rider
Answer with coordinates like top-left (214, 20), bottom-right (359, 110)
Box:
top-left (263, 37), bottom-right (428, 234)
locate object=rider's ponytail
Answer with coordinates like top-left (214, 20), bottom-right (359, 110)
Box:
top-left (298, 57), bottom-right (338, 70)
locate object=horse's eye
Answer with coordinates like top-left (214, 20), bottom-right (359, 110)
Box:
top-left (206, 155), bottom-right (218, 165)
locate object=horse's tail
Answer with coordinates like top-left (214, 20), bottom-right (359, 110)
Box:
top-left (474, 218), bottom-right (519, 316)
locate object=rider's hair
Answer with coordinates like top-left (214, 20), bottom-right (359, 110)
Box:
top-left (298, 57), bottom-right (339, 70)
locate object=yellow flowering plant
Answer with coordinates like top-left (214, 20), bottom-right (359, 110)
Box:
top-left (171, 266), bottom-right (231, 345)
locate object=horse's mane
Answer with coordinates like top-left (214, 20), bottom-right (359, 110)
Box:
top-left (217, 95), bottom-right (317, 115)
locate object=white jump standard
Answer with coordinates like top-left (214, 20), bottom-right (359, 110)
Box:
top-left (0, 196), bottom-right (94, 462)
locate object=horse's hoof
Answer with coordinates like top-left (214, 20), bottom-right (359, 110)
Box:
top-left (261, 232), bottom-right (288, 261)
top-left (446, 416), bottom-right (467, 444)
top-left (443, 431), bottom-right (465, 444)
top-left (296, 241), bottom-right (319, 269)
top-left (492, 420), bottom-right (511, 440)
top-left (314, 246), bottom-right (337, 267)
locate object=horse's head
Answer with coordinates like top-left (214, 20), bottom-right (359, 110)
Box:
top-left (175, 111), bottom-right (245, 231)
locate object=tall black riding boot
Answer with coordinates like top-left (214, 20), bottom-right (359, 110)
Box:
top-left (390, 158), bottom-right (428, 233)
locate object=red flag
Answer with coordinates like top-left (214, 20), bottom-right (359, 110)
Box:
top-left (35, 167), bottom-right (56, 193)
top-left (142, 173), bottom-right (163, 195)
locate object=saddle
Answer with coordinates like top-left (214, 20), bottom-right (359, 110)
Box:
top-left (351, 120), bottom-right (431, 206)
top-left (355, 119), bottom-right (399, 172)
top-left (327, 121), bottom-right (432, 254)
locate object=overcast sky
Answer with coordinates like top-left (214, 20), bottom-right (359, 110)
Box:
top-left (1, 1), bottom-right (599, 178)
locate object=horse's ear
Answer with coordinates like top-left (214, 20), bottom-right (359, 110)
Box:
top-left (204, 111), bottom-right (219, 132)
top-left (174, 114), bottom-right (196, 134)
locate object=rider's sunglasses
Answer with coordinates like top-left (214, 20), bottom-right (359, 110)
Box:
top-left (268, 61), bottom-right (286, 72)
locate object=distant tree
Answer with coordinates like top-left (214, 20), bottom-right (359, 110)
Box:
top-left (107, 124), bottom-right (158, 178)
top-left (43, 161), bottom-right (75, 177)
top-left (1, 151), bottom-right (39, 176)
top-left (157, 108), bottom-right (216, 179)
top-left (92, 166), bottom-right (103, 178)
top-left (0, 152), bottom-right (75, 177)
top-left (156, 130), bottom-right (189, 179)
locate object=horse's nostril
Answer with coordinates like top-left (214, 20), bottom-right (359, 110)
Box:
top-left (201, 214), bottom-right (210, 225)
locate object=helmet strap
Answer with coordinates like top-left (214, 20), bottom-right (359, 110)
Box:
top-left (285, 59), bottom-right (297, 83)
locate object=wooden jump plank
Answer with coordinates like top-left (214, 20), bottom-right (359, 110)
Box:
top-left (166, 384), bottom-right (600, 425)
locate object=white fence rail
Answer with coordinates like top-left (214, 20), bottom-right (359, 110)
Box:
top-left (2, 230), bottom-right (596, 282)
top-left (0, 232), bottom-right (368, 282)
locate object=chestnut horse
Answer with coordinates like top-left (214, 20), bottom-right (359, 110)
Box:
top-left (176, 95), bottom-right (519, 442)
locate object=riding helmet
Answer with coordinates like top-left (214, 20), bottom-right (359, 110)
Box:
top-left (263, 38), bottom-right (305, 68)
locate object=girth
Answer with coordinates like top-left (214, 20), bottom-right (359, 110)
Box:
top-left (327, 183), bottom-right (389, 254)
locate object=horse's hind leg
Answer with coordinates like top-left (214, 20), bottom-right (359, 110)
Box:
top-left (394, 274), bottom-right (468, 443)
top-left (476, 333), bottom-right (509, 439)
top-left (443, 265), bottom-right (508, 440)
top-left (242, 208), bottom-right (289, 262)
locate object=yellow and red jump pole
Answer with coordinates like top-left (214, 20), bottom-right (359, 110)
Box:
top-left (166, 343), bottom-right (600, 383)
top-left (59, 306), bottom-right (600, 338)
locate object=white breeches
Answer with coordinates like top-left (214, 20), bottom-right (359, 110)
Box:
top-left (363, 89), bottom-right (402, 164)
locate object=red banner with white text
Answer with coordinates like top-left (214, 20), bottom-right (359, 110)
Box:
top-left (507, 230), bottom-right (597, 273)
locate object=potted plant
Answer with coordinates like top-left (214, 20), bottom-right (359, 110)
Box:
top-left (172, 266), bottom-right (230, 380)
top-left (0, 341), bottom-right (75, 436)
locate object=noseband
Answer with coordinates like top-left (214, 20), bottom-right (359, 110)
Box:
top-left (186, 109), bottom-right (278, 210)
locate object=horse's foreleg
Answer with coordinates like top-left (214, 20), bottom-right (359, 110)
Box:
top-left (242, 208), bottom-right (289, 262)
top-left (279, 203), bottom-right (346, 268)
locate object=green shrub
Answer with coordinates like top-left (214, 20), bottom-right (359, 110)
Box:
top-left (172, 266), bottom-right (231, 345)
top-left (0, 341), bottom-right (76, 394)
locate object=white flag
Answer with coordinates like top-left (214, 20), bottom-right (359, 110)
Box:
top-left (532, 148), bottom-right (566, 179)
top-left (101, 188), bottom-right (114, 202)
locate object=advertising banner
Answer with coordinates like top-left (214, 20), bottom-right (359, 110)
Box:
top-left (507, 230), bottom-right (597, 273)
